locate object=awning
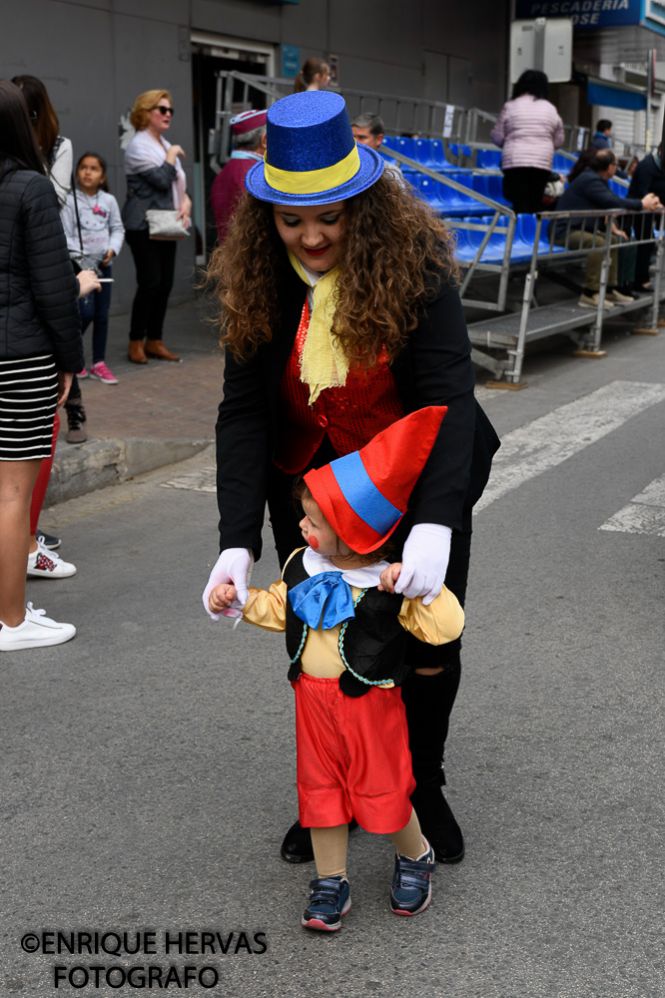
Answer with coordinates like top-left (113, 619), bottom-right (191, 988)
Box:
top-left (586, 77), bottom-right (647, 110)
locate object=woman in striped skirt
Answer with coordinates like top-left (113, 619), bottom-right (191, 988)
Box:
top-left (0, 80), bottom-right (84, 651)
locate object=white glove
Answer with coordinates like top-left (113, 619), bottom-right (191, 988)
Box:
top-left (394, 523), bottom-right (452, 606)
top-left (202, 547), bottom-right (253, 621)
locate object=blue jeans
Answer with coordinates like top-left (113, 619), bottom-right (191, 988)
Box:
top-left (79, 263), bottom-right (112, 364)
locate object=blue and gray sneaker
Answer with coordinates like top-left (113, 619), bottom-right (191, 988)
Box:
top-left (301, 876), bottom-right (351, 932)
top-left (390, 841), bottom-right (435, 916)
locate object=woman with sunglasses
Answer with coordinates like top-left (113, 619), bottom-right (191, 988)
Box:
top-left (203, 92), bottom-right (500, 868)
top-left (122, 90), bottom-right (191, 364)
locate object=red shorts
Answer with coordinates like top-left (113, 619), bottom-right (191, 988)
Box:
top-left (292, 673), bottom-right (416, 834)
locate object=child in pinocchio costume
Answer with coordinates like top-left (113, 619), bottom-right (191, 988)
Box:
top-left (209, 407), bottom-right (464, 932)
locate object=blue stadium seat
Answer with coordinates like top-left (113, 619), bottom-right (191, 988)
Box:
top-left (469, 174), bottom-right (490, 199)
top-left (413, 174), bottom-right (489, 217)
top-left (414, 138), bottom-right (437, 169)
top-left (454, 212), bottom-right (569, 265)
top-left (476, 148), bottom-right (502, 169)
top-left (552, 153), bottom-right (576, 174)
top-left (414, 174), bottom-right (448, 211)
top-left (429, 138), bottom-right (456, 171)
top-left (454, 215), bottom-right (512, 263)
top-left (484, 173), bottom-right (508, 206)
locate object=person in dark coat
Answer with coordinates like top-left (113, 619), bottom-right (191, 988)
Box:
top-left (210, 109), bottom-right (266, 243)
top-left (628, 146), bottom-right (665, 290)
top-left (202, 91), bottom-right (500, 867)
top-left (590, 119), bottom-right (613, 149)
top-left (554, 148), bottom-right (660, 308)
top-left (0, 80), bottom-right (83, 652)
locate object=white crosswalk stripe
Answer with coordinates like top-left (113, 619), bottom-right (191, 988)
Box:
top-left (476, 380), bottom-right (665, 513)
top-left (161, 466), bottom-right (216, 493)
top-left (161, 382), bottom-right (665, 521)
top-left (599, 473), bottom-right (665, 537)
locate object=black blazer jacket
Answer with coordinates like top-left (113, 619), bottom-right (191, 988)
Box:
top-left (216, 256), bottom-right (500, 559)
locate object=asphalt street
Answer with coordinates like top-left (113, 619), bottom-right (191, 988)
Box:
top-left (2, 325), bottom-right (665, 998)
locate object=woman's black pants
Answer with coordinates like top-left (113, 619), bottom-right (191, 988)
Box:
top-left (125, 229), bottom-right (177, 341)
top-left (502, 166), bottom-right (551, 214)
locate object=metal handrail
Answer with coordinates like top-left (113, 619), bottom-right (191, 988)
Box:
top-left (468, 206), bottom-right (665, 383)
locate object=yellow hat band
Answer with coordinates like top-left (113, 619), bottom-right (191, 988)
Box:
top-left (264, 145), bottom-right (360, 196)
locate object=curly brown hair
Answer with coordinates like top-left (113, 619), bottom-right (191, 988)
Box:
top-left (207, 173), bottom-right (459, 364)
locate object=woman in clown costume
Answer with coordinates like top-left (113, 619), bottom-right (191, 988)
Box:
top-left (209, 408), bottom-right (465, 931)
top-left (203, 90), bottom-right (500, 867)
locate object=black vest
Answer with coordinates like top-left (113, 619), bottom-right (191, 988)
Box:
top-left (283, 550), bottom-right (409, 698)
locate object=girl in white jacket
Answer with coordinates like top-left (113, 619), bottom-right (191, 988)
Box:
top-left (62, 153), bottom-right (125, 384)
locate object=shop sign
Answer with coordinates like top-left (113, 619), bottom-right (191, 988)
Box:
top-left (515, 0), bottom-right (642, 28)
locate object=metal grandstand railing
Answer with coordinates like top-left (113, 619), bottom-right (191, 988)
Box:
top-left (212, 71), bottom-right (470, 166)
top-left (466, 208), bottom-right (665, 384)
top-left (211, 70), bottom-right (589, 169)
top-left (376, 145), bottom-right (516, 312)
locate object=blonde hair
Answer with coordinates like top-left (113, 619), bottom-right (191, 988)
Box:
top-left (129, 89), bottom-right (172, 131)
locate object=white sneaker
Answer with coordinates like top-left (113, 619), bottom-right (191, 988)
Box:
top-left (27, 542), bottom-right (77, 578)
top-left (0, 603), bottom-right (76, 651)
top-left (579, 292), bottom-right (614, 310)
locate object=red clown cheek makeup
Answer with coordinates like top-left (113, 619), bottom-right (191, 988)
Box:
top-left (307, 535), bottom-right (320, 550)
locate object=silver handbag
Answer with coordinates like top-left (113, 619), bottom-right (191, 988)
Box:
top-left (145, 209), bottom-right (190, 240)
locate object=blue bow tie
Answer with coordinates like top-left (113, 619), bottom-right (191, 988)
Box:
top-left (288, 571), bottom-right (355, 629)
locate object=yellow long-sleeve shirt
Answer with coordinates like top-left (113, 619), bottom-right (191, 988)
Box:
top-left (242, 577), bottom-right (464, 683)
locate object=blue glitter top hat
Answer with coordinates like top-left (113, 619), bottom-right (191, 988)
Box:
top-left (245, 91), bottom-right (384, 206)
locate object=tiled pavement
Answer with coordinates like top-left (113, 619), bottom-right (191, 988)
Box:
top-left (74, 296), bottom-right (224, 441)
top-left (48, 295), bottom-right (224, 503)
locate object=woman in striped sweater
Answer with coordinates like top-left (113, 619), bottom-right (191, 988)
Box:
top-left (0, 80), bottom-right (83, 652)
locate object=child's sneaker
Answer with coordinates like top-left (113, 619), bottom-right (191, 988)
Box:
top-left (27, 542), bottom-right (77, 579)
top-left (89, 361), bottom-right (119, 385)
top-left (301, 876), bottom-right (351, 932)
top-left (78, 367), bottom-right (89, 379)
top-left (390, 841), bottom-right (435, 916)
top-left (0, 603), bottom-right (76, 651)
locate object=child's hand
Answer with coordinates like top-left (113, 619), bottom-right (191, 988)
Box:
top-left (208, 583), bottom-right (238, 615)
top-left (378, 563), bottom-right (402, 593)
top-left (101, 250), bottom-right (115, 266)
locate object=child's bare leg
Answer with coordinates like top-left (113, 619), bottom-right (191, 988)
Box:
top-left (390, 807), bottom-right (428, 858)
top-left (310, 825), bottom-right (349, 878)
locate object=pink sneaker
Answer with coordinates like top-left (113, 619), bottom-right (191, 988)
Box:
top-left (78, 368), bottom-right (89, 379)
top-left (89, 361), bottom-right (119, 385)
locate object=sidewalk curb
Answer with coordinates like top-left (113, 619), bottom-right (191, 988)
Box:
top-left (46, 437), bottom-right (213, 505)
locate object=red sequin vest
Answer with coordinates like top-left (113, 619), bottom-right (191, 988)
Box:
top-left (274, 299), bottom-right (404, 474)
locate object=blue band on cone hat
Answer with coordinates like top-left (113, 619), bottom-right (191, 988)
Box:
top-left (245, 91), bottom-right (384, 206)
top-left (304, 406), bottom-right (448, 554)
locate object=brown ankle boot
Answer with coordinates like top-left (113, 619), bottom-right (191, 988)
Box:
top-left (145, 339), bottom-right (180, 362)
top-left (128, 340), bottom-right (148, 364)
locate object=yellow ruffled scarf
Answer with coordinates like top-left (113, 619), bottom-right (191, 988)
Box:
top-left (288, 252), bottom-right (349, 405)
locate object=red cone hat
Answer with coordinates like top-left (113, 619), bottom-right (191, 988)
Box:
top-left (304, 406), bottom-right (447, 554)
